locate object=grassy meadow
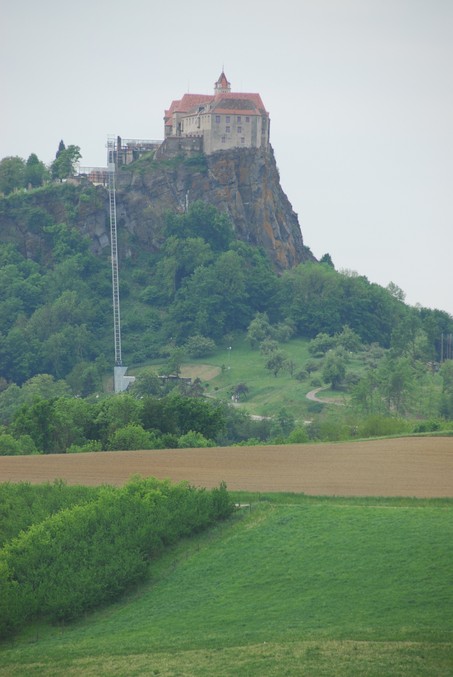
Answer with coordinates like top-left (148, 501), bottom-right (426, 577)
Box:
top-left (133, 336), bottom-right (342, 421)
top-left (1, 493), bottom-right (452, 676)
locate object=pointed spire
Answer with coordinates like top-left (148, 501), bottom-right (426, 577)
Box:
top-left (214, 70), bottom-right (231, 94)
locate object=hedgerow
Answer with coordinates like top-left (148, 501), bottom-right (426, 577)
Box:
top-left (0, 477), bottom-right (233, 637)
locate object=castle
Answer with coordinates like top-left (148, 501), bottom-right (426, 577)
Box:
top-left (162, 72), bottom-right (270, 155)
top-left (78, 72), bottom-right (270, 181)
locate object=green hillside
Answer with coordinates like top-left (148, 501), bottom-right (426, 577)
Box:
top-left (1, 182), bottom-right (453, 453)
top-left (1, 494), bottom-right (452, 676)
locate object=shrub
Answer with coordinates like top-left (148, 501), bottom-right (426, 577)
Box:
top-left (233, 438), bottom-right (262, 446)
top-left (310, 377), bottom-right (323, 388)
top-left (0, 478), bottom-right (233, 635)
top-left (359, 415), bottom-right (410, 438)
top-left (287, 426), bottom-right (309, 443)
top-left (412, 420), bottom-right (441, 433)
top-left (66, 440), bottom-right (103, 453)
top-left (184, 335), bottom-right (216, 358)
top-left (0, 434), bottom-right (23, 456)
top-left (308, 333), bottom-right (336, 356)
top-left (108, 424), bottom-right (161, 450)
top-left (178, 430), bottom-right (214, 448)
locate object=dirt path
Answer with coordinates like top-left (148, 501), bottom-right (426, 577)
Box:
top-left (306, 386), bottom-right (345, 405)
top-left (1, 437), bottom-right (452, 497)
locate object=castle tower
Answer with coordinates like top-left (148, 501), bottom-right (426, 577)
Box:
top-left (214, 71), bottom-right (231, 95)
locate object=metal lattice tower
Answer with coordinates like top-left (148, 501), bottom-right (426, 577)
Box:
top-left (107, 138), bottom-right (122, 367)
top-left (107, 137), bottom-right (134, 393)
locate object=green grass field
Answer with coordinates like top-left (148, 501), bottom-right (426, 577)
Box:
top-left (1, 494), bottom-right (452, 676)
top-left (134, 337), bottom-right (323, 421)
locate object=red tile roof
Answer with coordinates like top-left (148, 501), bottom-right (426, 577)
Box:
top-left (164, 78), bottom-right (268, 128)
top-left (215, 92), bottom-right (267, 113)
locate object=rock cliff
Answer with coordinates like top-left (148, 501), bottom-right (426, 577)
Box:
top-left (115, 145), bottom-right (314, 270)
top-left (0, 146), bottom-right (314, 271)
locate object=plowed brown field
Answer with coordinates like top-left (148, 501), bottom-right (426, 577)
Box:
top-left (1, 437), bottom-right (453, 497)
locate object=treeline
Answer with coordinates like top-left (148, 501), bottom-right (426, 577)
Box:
top-left (0, 477), bottom-right (233, 638)
top-left (0, 142), bottom-right (81, 194)
top-left (2, 357), bottom-right (452, 455)
top-left (1, 391), bottom-right (227, 455)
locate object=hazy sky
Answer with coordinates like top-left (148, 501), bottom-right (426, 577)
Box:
top-left (2, 0), bottom-right (453, 316)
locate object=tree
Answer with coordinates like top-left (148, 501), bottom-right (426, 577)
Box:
top-left (160, 347), bottom-right (185, 377)
top-left (56, 140), bottom-right (66, 157)
top-left (0, 385), bottom-right (25, 425)
top-left (11, 399), bottom-right (55, 453)
top-left (287, 426), bottom-right (309, 443)
top-left (178, 430), bottom-right (213, 448)
top-left (386, 281), bottom-right (406, 302)
top-left (260, 338), bottom-right (279, 355)
top-left (184, 334), bottom-right (216, 358)
top-left (246, 312), bottom-right (273, 348)
top-left (0, 327), bottom-right (40, 384)
top-left (21, 374), bottom-right (71, 401)
top-left (322, 350), bottom-right (346, 390)
top-left (24, 154), bottom-right (48, 188)
top-left (95, 394), bottom-right (143, 444)
top-left (66, 361), bottom-right (103, 397)
top-left (308, 332), bottom-right (336, 356)
top-left (233, 383), bottom-right (249, 401)
top-left (265, 351), bottom-right (287, 377)
top-left (50, 145), bottom-right (81, 180)
top-left (166, 250), bottom-right (250, 341)
top-left (165, 201), bottom-right (234, 252)
top-left (335, 325), bottom-right (362, 352)
top-left (160, 236), bottom-right (213, 294)
top-left (0, 433), bottom-right (23, 456)
top-left (270, 407), bottom-right (295, 440)
top-left (162, 392), bottom-right (226, 439)
top-left (230, 241), bottom-right (279, 317)
top-left (49, 398), bottom-right (94, 452)
top-left (0, 157), bottom-right (25, 195)
top-left (129, 369), bottom-right (162, 398)
top-left (141, 397), bottom-right (176, 435)
top-left (108, 424), bottom-right (160, 451)
top-left (319, 253), bottom-right (334, 267)
top-left (179, 377), bottom-right (205, 398)
top-left (379, 356), bottom-right (416, 415)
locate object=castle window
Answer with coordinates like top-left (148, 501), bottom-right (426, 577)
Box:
top-left (237, 126), bottom-right (242, 133)
top-left (245, 116), bottom-right (250, 122)
top-left (221, 136), bottom-right (226, 143)
top-left (215, 115), bottom-right (220, 123)
top-left (241, 137), bottom-right (245, 144)
top-left (237, 116), bottom-right (241, 122)
top-left (226, 116), bottom-right (230, 123)
top-left (226, 126), bottom-right (230, 133)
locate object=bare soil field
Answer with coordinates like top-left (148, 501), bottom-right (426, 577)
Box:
top-left (1, 437), bottom-right (453, 497)
top-left (180, 364), bottom-right (221, 380)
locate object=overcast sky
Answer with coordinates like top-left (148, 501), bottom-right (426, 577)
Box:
top-left (2, 0), bottom-right (453, 316)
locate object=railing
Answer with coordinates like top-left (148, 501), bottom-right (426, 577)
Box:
top-left (117, 138), bottom-right (162, 148)
top-left (77, 166), bottom-right (109, 185)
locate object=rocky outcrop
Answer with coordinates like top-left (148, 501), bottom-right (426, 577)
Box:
top-left (115, 145), bottom-right (314, 270)
top-left (0, 146), bottom-right (314, 271)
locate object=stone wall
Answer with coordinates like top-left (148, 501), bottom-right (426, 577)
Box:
top-left (156, 136), bottom-right (203, 159)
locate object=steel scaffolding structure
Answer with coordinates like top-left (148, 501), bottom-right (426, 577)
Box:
top-left (107, 137), bottom-right (134, 393)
